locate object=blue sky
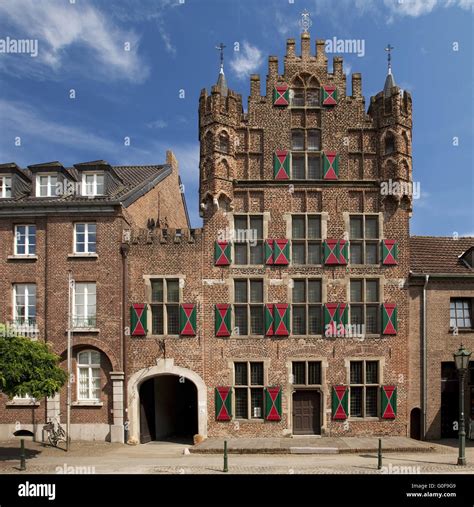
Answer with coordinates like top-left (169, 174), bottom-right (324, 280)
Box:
top-left (0, 0), bottom-right (472, 235)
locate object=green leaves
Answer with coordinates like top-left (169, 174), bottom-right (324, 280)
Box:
top-left (0, 325), bottom-right (67, 400)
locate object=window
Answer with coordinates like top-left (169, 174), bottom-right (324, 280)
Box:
top-left (350, 360), bottom-right (380, 417)
top-left (13, 284), bottom-right (36, 325)
top-left (36, 174), bottom-right (58, 197)
top-left (292, 279), bottom-right (323, 335)
top-left (290, 88), bottom-right (320, 107)
top-left (384, 134), bottom-right (395, 154)
top-left (350, 279), bottom-right (380, 334)
top-left (291, 130), bottom-right (320, 152)
top-left (218, 132), bottom-right (229, 153)
top-left (234, 362), bottom-right (264, 419)
top-left (234, 215), bottom-right (264, 265)
top-left (82, 173), bottom-right (104, 197)
top-left (77, 350), bottom-right (101, 401)
top-left (0, 176), bottom-right (12, 198)
top-left (349, 215), bottom-right (379, 264)
top-left (292, 215), bottom-right (322, 264)
top-left (73, 283), bottom-right (97, 328)
top-left (14, 225), bottom-right (36, 256)
top-left (450, 299), bottom-right (472, 329)
top-left (150, 279), bottom-right (180, 335)
top-left (292, 361), bottom-right (322, 385)
top-left (234, 279), bottom-right (264, 335)
top-left (74, 223), bottom-right (96, 254)
top-left (291, 129), bottom-right (321, 179)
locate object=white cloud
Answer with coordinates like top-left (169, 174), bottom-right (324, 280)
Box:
top-left (230, 41), bottom-right (264, 81)
top-left (146, 119), bottom-right (168, 129)
top-left (0, 0), bottom-right (149, 82)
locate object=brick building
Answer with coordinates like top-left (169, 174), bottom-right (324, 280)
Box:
top-left (0, 32), bottom-right (472, 444)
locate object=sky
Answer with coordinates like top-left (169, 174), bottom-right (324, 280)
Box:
top-left (0, 0), bottom-right (472, 235)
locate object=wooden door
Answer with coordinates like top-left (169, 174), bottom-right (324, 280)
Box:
top-left (139, 380), bottom-right (156, 444)
top-left (293, 390), bottom-right (321, 435)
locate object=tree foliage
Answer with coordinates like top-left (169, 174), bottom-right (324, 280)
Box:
top-left (0, 324), bottom-right (67, 399)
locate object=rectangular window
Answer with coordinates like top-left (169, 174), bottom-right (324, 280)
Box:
top-left (234, 215), bottom-right (264, 265)
top-left (234, 279), bottom-right (264, 336)
top-left (234, 361), bottom-right (264, 419)
top-left (73, 283), bottom-right (97, 329)
top-left (150, 279), bottom-right (180, 335)
top-left (291, 129), bottom-right (322, 179)
top-left (36, 174), bottom-right (58, 197)
top-left (74, 223), bottom-right (97, 254)
top-left (290, 88), bottom-right (320, 107)
top-left (82, 173), bottom-right (105, 197)
top-left (13, 284), bottom-right (36, 325)
top-left (350, 279), bottom-right (380, 334)
top-left (292, 279), bottom-right (322, 335)
top-left (450, 299), bottom-right (472, 329)
top-left (291, 215), bottom-right (322, 265)
top-left (0, 176), bottom-right (12, 198)
top-left (292, 361), bottom-right (322, 385)
top-left (77, 350), bottom-right (101, 401)
top-left (350, 360), bottom-right (380, 418)
top-left (349, 215), bottom-right (379, 265)
top-left (14, 225), bottom-right (36, 256)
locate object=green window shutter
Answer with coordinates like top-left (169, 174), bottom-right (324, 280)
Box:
top-left (274, 151), bottom-right (290, 180)
top-left (338, 303), bottom-right (348, 336)
top-left (265, 304), bottom-right (274, 336)
top-left (324, 303), bottom-right (339, 337)
top-left (381, 303), bottom-right (397, 335)
top-left (381, 385), bottom-right (397, 419)
top-left (322, 151), bottom-right (339, 180)
top-left (323, 239), bottom-right (340, 265)
top-left (273, 84), bottom-right (289, 106)
top-left (339, 239), bottom-right (349, 264)
top-left (215, 387), bottom-right (232, 421)
top-left (131, 304), bottom-right (147, 336)
top-left (332, 385), bottom-right (348, 420)
top-left (179, 303), bottom-right (197, 336)
top-left (265, 239), bottom-right (274, 265)
top-left (322, 85), bottom-right (338, 105)
top-left (273, 239), bottom-right (290, 265)
top-left (381, 240), bottom-right (398, 265)
top-left (265, 386), bottom-right (282, 421)
top-left (215, 241), bottom-right (231, 265)
top-left (274, 304), bottom-right (290, 336)
top-left (215, 304), bottom-right (231, 337)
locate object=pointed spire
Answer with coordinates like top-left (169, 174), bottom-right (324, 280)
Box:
top-left (383, 44), bottom-right (396, 97)
top-left (215, 43), bottom-right (228, 96)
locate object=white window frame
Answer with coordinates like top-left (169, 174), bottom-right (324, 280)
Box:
top-left (36, 174), bottom-right (58, 197)
top-left (81, 173), bottom-right (104, 197)
top-left (13, 283), bottom-right (36, 325)
top-left (14, 224), bottom-right (36, 256)
top-left (0, 175), bottom-right (12, 198)
top-left (73, 283), bottom-right (97, 329)
top-left (77, 350), bottom-right (101, 401)
top-left (74, 223), bottom-right (97, 254)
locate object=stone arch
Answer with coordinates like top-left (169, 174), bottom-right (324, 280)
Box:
top-left (127, 359), bottom-right (207, 442)
top-left (59, 337), bottom-right (120, 372)
top-left (203, 130), bottom-right (214, 154)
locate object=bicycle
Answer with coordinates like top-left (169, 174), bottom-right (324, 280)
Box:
top-left (43, 413), bottom-right (67, 447)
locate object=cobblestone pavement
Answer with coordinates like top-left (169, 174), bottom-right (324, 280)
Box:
top-left (0, 440), bottom-right (473, 475)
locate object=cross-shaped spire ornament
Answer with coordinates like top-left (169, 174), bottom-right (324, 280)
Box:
top-left (385, 44), bottom-right (394, 74)
top-left (215, 43), bottom-right (226, 71)
top-left (300, 10), bottom-right (312, 34)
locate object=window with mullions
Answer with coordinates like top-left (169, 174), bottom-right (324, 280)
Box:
top-left (350, 279), bottom-right (380, 334)
top-left (290, 88), bottom-right (320, 107)
top-left (291, 129), bottom-right (321, 180)
top-left (349, 215), bottom-right (379, 265)
top-left (234, 215), bottom-right (264, 265)
top-left (234, 279), bottom-right (264, 336)
top-left (350, 360), bottom-right (380, 417)
top-left (14, 225), bottom-right (36, 256)
top-left (292, 215), bottom-right (322, 265)
top-left (292, 361), bottom-right (322, 385)
top-left (450, 299), bottom-right (472, 329)
top-left (0, 176), bottom-right (12, 198)
top-left (292, 279), bottom-right (323, 335)
top-left (150, 279), bottom-right (180, 335)
top-left (234, 362), bottom-right (264, 419)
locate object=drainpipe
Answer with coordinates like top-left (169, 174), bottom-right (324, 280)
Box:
top-left (120, 242), bottom-right (130, 443)
top-left (422, 274), bottom-right (429, 440)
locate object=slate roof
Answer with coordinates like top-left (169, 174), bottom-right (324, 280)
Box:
top-left (410, 236), bottom-right (474, 274)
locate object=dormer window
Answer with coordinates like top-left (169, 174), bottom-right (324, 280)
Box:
top-left (82, 173), bottom-right (104, 197)
top-left (0, 176), bottom-right (12, 198)
top-left (36, 174), bottom-right (58, 197)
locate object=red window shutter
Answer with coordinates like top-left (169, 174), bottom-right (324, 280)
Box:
top-left (323, 239), bottom-right (340, 265)
top-left (339, 239), bottom-right (349, 265)
top-left (215, 241), bottom-right (231, 266)
top-left (322, 85), bottom-right (338, 106)
top-left (332, 385), bottom-right (348, 420)
top-left (265, 239), bottom-right (274, 265)
top-left (273, 239), bottom-right (290, 265)
top-left (273, 84), bottom-right (289, 106)
top-left (274, 304), bottom-right (290, 336)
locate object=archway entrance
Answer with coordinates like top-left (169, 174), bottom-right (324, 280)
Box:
top-left (139, 374), bottom-right (198, 444)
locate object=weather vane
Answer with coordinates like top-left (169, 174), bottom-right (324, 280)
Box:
top-left (215, 43), bottom-right (226, 71)
top-left (300, 10), bottom-right (312, 34)
top-left (385, 44), bottom-right (394, 73)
